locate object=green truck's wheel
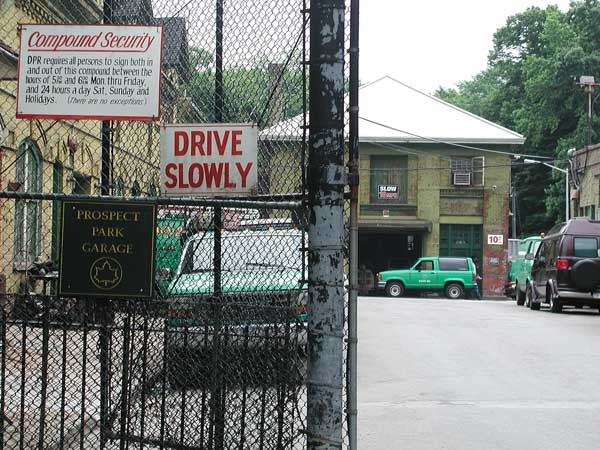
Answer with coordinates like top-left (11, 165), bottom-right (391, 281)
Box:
top-left (386, 282), bottom-right (405, 298)
top-left (445, 283), bottom-right (464, 299)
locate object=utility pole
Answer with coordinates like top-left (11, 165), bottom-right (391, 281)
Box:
top-left (307, 0), bottom-right (345, 448)
top-left (577, 75), bottom-right (600, 147)
top-left (511, 184), bottom-right (517, 238)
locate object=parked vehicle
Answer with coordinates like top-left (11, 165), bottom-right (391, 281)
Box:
top-left (528, 218), bottom-right (600, 312)
top-left (504, 260), bottom-right (517, 299)
top-left (377, 257), bottom-right (477, 299)
top-left (163, 228), bottom-right (308, 386)
top-left (155, 209), bottom-right (188, 296)
top-left (512, 235), bottom-right (542, 306)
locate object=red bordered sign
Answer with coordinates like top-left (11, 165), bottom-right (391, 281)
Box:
top-left (17, 24), bottom-right (163, 121)
top-left (160, 124), bottom-right (258, 197)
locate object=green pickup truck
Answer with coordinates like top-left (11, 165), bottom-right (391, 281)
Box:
top-left (377, 257), bottom-right (477, 299)
top-left (513, 235), bottom-right (542, 306)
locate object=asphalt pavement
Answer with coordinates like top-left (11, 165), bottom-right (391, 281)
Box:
top-left (358, 296), bottom-right (600, 450)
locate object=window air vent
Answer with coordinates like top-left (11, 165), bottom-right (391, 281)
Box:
top-left (453, 172), bottom-right (471, 186)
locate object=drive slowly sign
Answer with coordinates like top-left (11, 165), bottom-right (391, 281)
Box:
top-left (160, 123), bottom-right (257, 196)
top-left (17, 24), bottom-right (163, 120)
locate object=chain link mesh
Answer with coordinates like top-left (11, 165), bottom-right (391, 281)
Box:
top-left (0, 0), bottom-right (352, 448)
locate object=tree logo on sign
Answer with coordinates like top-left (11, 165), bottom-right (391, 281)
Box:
top-left (90, 257), bottom-right (123, 290)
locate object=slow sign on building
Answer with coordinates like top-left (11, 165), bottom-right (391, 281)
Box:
top-left (378, 185), bottom-right (399, 199)
top-left (160, 123), bottom-right (257, 196)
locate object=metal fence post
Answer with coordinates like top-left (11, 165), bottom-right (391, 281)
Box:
top-left (347, 0), bottom-right (360, 448)
top-left (99, 2), bottom-right (113, 448)
top-left (101, 0), bottom-right (113, 196)
top-left (212, 1), bottom-right (225, 448)
top-left (307, 0), bottom-right (346, 448)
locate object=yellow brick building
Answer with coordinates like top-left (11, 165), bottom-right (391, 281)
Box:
top-left (0, 0), bottom-right (194, 292)
top-left (263, 76), bottom-right (525, 296)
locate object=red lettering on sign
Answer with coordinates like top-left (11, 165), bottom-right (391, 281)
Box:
top-left (191, 131), bottom-right (205, 156)
top-left (178, 164), bottom-right (189, 188)
top-left (236, 162), bottom-right (253, 188)
top-left (164, 163), bottom-right (177, 188)
top-left (224, 163), bottom-right (236, 188)
top-left (215, 130), bottom-right (229, 156)
top-left (231, 130), bottom-right (242, 156)
top-left (189, 163), bottom-right (204, 188)
top-left (203, 163), bottom-right (223, 188)
top-left (206, 131), bottom-right (213, 155)
top-left (174, 131), bottom-right (188, 156)
top-left (171, 130), bottom-right (248, 158)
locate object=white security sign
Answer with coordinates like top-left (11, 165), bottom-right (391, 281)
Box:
top-left (17, 24), bottom-right (163, 120)
top-left (160, 124), bottom-right (257, 196)
top-left (487, 234), bottom-right (504, 245)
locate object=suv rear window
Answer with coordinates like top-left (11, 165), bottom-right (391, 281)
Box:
top-left (439, 258), bottom-right (469, 271)
top-left (573, 237), bottom-right (599, 258)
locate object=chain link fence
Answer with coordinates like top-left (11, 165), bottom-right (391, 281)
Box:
top-left (0, 0), bottom-right (355, 448)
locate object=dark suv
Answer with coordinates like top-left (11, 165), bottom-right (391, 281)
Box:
top-left (528, 218), bottom-right (600, 313)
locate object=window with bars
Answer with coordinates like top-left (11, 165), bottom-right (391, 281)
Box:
top-left (450, 156), bottom-right (484, 186)
top-left (369, 155), bottom-right (408, 204)
top-left (14, 139), bottom-right (42, 269)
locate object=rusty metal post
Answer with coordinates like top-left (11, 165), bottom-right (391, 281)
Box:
top-left (307, 0), bottom-right (345, 448)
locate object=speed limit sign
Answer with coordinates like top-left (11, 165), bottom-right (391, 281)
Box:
top-left (487, 234), bottom-right (504, 245)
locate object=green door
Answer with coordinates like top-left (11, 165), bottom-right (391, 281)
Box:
top-left (410, 258), bottom-right (436, 288)
top-left (440, 224), bottom-right (483, 264)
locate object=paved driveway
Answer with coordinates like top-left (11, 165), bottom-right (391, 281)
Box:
top-left (358, 296), bottom-right (600, 450)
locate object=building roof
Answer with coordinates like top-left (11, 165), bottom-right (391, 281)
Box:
top-left (154, 17), bottom-right (190, 82)
top-left (262, 75), bottom-right (525, 145)
top-left (112, 0), bottom-right (154, 24)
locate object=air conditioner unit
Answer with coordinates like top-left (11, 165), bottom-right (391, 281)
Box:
top-left (453, 172), bottom-right (471, 186)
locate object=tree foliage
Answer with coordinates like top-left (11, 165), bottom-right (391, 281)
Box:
top-left (186, 49), bottom-right (304, 127)
top-left (436, 0), bottom-right (600, 235)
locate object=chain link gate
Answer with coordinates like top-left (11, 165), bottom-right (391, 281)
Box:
top-left (0, 0), bottom-right (355, 449)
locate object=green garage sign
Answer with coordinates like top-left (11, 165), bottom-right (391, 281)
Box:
top-left (59, 201), bottom-right (156, 298)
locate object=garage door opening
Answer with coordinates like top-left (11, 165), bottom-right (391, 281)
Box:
top-left (358, 232), bottom-right (422, 276)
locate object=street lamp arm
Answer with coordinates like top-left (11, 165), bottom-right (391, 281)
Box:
top-left (542, 162), bottom-right (567, 174)
top-left (521, 158), bottom-right (569, 220)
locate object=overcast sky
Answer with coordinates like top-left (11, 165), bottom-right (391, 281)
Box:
top-left (360, 0), bottom-right (572, 94)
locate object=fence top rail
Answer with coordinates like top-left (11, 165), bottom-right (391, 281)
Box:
top-left (0, 191), bottom-right (303, 210)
